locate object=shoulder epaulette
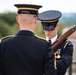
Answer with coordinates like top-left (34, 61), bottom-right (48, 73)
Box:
top-left (1, 35), bottom-right (14, 41)
top-left (64, 40), bottom-right (70, 49)
top-left (0, 39), bottom-right (1, 42)
top-left (35, 35), bottom-right (46, 41)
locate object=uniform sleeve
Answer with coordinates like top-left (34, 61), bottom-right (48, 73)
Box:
top-left (43, 43), bottom-right (56, 75)
top-left (56, 41), bottom-right (73, 74)
top-left (0, 41), bottom-right (3, 75)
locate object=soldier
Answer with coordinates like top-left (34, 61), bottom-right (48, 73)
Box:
top-left (38, 10), bottom-right (73, 75)
top-left (0, 4), bottom-right (56, 75)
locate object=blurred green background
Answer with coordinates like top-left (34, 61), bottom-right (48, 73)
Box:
top-left (0, 12), bottom-right (76, 39)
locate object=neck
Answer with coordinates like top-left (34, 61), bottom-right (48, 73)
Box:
top-left (20, 25), bottom-right (34, 32)
top-left (46, 34), bottom-right (58, 44)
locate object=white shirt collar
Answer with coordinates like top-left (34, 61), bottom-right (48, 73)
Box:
top-left (46, 35), bottom-right (58, 44)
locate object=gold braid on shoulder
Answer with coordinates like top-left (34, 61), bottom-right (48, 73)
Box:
top-left (0, 35), bottom-right (14, 41)
top-left (35, 35), bottom-right (46, 41)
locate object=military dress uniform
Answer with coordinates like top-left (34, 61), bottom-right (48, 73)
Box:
top-left (38, 10), bottom-right (73, 75)
top-left (46, 34), bottom-right (73, 75)
top-left (46, 37), bottom-right (73, 75)
top-left (0, 4), bottom-right (56, 75)
top-left (55, 39), bottom-right (73, 75)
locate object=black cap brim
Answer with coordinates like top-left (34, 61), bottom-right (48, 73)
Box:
top-left (14, 4), bottom-right (42, 9)
top-left (14, 4), bottom-right (42, 15)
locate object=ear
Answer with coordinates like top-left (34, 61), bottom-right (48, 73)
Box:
top-left (56, 23), bottom-right (60, 29)
top-left (34, 17), bottom-right (38, 25)
top-left (16, 15), bottom-right (19, 23)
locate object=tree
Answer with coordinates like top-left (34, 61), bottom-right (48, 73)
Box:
top-left (0, 12), bottom-right (17, 25)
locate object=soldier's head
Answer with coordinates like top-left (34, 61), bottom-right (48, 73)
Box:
top-left (14, 4), bottom-right (42, 31)
top-left (38, 10), bottom-right (62, 39)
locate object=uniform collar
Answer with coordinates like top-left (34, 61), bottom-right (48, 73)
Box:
top-left (17, 30), bottom-right (34, 36)
top-left (46, 34), bottom-right (58, 44)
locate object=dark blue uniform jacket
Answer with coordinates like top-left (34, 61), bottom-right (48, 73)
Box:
top-left (55, 40), bottom-right (73, 75)
top-left (0, 30), bottom-right (56, 75)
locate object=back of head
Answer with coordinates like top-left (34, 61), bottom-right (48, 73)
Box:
top-left (14, 4), bottom-right (42, 28)
top-left (17, 14), bottom-right (36, 25)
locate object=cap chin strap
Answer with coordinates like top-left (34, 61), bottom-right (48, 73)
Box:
top-left (18, 10), bottom-right (38, 15)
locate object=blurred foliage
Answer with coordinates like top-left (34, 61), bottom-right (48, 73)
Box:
top-left (35, 22), bottom-right (45, 38)
top-left (0, 12), bottom-right (65, 39)
top-left (58, 22), bottom-right (65, 36)
top-left (0, 12), bottom-right (17, 25)
top-left (0, 12), bottom-right (19, 38)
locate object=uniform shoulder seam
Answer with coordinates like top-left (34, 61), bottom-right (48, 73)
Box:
top-left (0, 35), bottom-right (14, 41)
top-left (35, 35), bottom-right (46, 41)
